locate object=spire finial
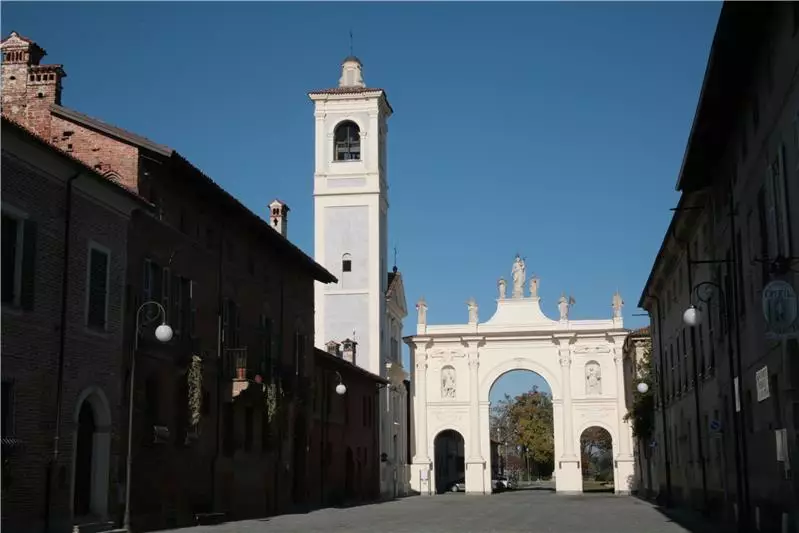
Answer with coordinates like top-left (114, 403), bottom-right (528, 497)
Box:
top-left (349, 29), bottom-right (353, 57)
top-left (393, 244), bottom-right (398, 272)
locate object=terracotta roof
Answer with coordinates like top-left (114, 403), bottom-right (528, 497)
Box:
top-left (1, 31), bottom-right (43, 48)
top-left (46, 109), bottom-right (336, 283)
top-left (2, 116), bottom-right (152, 208)
top-left (314, 347), bottom-right (388, 384)
top-left (51, 104), bottom-right (172, 156)
top-left (308, 86), bottom-right (386, 95)
top-left (630, 326), bottom-right (650, 337)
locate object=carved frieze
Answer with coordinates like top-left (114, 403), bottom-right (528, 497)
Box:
top-left (573, 345), bottom-right (611, 354)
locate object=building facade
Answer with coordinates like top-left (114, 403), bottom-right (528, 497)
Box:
top-left (311, 347), bottom-right (386, 505)
top-left (1, 118), bottom-right (151, 533)
top-left (309, 57), bottom-right (410, 498)
top-left (1, 31), bottom-right (343, 531)
top-left (406, 256), bottom-right (634, 495)
top-left (638, 3), bottom-right (799, 531)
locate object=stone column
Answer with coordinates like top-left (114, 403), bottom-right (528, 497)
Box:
top-left (614, 348), bottom-right (632, 457)
top-left (467, 354), bottom-right (482, 461)
top-left (559, 347), bottom-right (577, 458)
top-left (414, 348), bottom-right (430, 463)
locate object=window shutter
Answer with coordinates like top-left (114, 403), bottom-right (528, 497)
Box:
top-left (20, 220), bottom-right (37, 311)
top-left (161, 267), bottom-right (171, 322)
top-left (87, 248), bottom-right (109, 329)
top-left (142, 259), bottom-right (152, 302)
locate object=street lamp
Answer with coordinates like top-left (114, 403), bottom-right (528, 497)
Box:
top-left (682, 305), bottom-right (701, 327)
top-left (636, 382), bottom-right (649, 394)
top-left (123, 301), bottom-right (172, 532)
top-left (335, 371), bottom-right (347, 395)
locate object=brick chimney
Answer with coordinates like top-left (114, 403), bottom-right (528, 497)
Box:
top-left (269, 199), bottom-right (289, 238)
top-left (340, 338), bottom-right (357, 365)
top-left (325, 340), bottom-right (341, 357)
top-left (1, 32), bottom-right (65, 140)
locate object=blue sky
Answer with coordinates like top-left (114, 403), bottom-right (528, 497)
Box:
top-left (2, 1), bottom-right (721, 401)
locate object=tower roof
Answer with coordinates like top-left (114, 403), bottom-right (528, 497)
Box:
top-left (342, 55), bottom-right (361, 65)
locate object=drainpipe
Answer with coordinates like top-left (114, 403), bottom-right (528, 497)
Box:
top-left (44, 172), bottom-right (80, 532)
top-left (272, 279), bottom-right (285, 514)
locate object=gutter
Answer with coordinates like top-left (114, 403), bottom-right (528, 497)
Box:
top-left (44, 171), bottom-right (80, 531)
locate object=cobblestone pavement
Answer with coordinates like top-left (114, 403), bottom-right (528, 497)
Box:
top-left (166, 490), bottom-right (706, 533)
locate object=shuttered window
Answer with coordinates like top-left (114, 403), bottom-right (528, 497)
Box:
top-left (87, 245), bottom-right (110, 329)
top-left (1, 211), bottom-right (36, 309)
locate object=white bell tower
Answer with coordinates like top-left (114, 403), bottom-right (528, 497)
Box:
top-left (309, 56), bottom-right (392, 377)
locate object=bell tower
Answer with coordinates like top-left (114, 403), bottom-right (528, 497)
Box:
top-left (309, 56), bottom-right (392, 377)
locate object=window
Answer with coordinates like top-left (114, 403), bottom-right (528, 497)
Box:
top-left (189, 281), bottom-right (198, 339)
top-left (222, 299), bottom-right (239, 348)
top-left (86, 243), bottom-right (110, 329)
top-left (260, 315), bottom-right (272, 376)
top-left (334, 121), bottom-right (361, 161)
top-left (1, 208), bottom-right (36, 309)
top-left (172, 275), bottom-right (184, 337)
top-left (161, 267), bottom-right (171, 323)
top-left (342, 253), bottom-right (352, 273)
top-left (2, 381), bottom-right (13, 438)
top-left (142, 259), bottom-right (162, 304)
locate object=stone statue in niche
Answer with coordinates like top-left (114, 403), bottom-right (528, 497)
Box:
top-left (585, 361), bottom-right (602, 395)
top-left (417, 297), bottom-right (428, 326)
top-left (467, 298), bottom-right (478, 324)
top-left (441, 366), bottom-right (456, 399)
top-left (498, 278), bottom-right (507, 300)
top-left (612, 291), bottom-right (624, 319)
top-left (530, 276), bottom-right (540, 298)
top-left (511, 255), bottom-right (526, 299)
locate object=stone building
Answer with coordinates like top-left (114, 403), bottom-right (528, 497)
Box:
top-left (1, 31), bottom-right (339, 531)
top-left (1, 117), bottom-right (151, 533)
top-left (638, 3), bottom-right (799, 531)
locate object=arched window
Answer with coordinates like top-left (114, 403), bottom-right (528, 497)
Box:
top-left (334, 121), bottom-right (361, 161)
top-left (342, 253), bottom-right (352, 273)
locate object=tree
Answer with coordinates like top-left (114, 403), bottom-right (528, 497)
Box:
top-left (507, 387), bottom-right (555, 477)
top-left (623, 343), bottom-right (655, 442)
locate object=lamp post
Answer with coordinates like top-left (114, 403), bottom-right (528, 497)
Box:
top-left (123, 301), bottom-right (173, 532)
top-left (334, 371), bottom-right (347, 396)
top-left (683, 281), bottom-right (746, 532)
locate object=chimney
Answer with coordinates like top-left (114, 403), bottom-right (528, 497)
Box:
top-left (1, 32), bottom-right (66, 139)
top-left (341, 338), bottom-right (357, 365)
top-left (325, 340), bottom-right (341, 357)
top-left (269, 199), bottom-right (289, 238)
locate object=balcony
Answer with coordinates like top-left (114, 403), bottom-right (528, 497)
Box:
top-left (223, 347), bottom-right (250, 399)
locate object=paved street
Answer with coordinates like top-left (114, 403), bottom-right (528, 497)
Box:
top-left (166, 491), bottom-right (705, 533)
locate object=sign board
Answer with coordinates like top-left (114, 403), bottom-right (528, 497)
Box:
top-left (762, 280), bottom-right (799, 339)
top-left (755, 366), bottom-right (770, 402)
top-left (709, 419), bottom-right (722, 433)
top-left (420, 470), bottom-right (428, 481)
top-left (734, 377), bottom-right (741, 413)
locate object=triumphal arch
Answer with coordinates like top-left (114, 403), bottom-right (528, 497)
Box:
top-left (406, 256), bottom-right (634, 495)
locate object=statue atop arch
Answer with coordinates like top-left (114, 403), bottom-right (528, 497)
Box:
top-left (416, 297), bottom-right (428, 326)
top-left (511, 255), bottom-right (526, 299)
top-left (612, 291), bottom-right (624, 319)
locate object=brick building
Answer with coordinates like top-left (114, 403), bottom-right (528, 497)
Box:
top-left (1, 117), bottom-right (152, 533)
top-left (1, 31), bottom-right (343, 531)
top-left (638, 3), bottom-right (799, 531)
top-left (311, 345), bottom-right (385, 506)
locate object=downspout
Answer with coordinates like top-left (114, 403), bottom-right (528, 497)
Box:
top-left (272, 279), bottom-right (285, 514)
top-left (647, 293), bottom-right (672, 507)
top-left (44, 172), bottom-right (80, 532)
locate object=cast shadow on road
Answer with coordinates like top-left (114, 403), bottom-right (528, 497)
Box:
top-left (250, 494), bottom-right (415, 523)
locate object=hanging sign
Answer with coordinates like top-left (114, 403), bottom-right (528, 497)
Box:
top-left (762, 280), bottom-right (799, 340)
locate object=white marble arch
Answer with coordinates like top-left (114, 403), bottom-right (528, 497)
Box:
top-left (70, 386), bottom-right (113, 522)
top-left (406, 258), bottom-right (633, 496)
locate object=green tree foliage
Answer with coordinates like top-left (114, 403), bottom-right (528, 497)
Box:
top-left (623, 343), bottom-right (655, 442)
top-left (580, 426), bottom-right (613, 479)
top-left (491, 386), bottom-right (555, 478)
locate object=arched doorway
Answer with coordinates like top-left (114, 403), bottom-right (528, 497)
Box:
top-left (488, 370), bottom-right (555, 491)
top-left (71, 387), bottom-right (112, 521)
top-left (579, 426), bottom-right (614, 493)
top-left (73, 402), bottom-right (95, 516)
top-left (433, 430), bottom-right (464, 494)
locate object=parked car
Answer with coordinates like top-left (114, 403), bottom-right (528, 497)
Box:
top-left (450, 478), bottom-right (466, 492)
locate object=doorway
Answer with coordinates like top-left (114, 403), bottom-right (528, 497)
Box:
top-left (433, 430), bottom-right (465, 494)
